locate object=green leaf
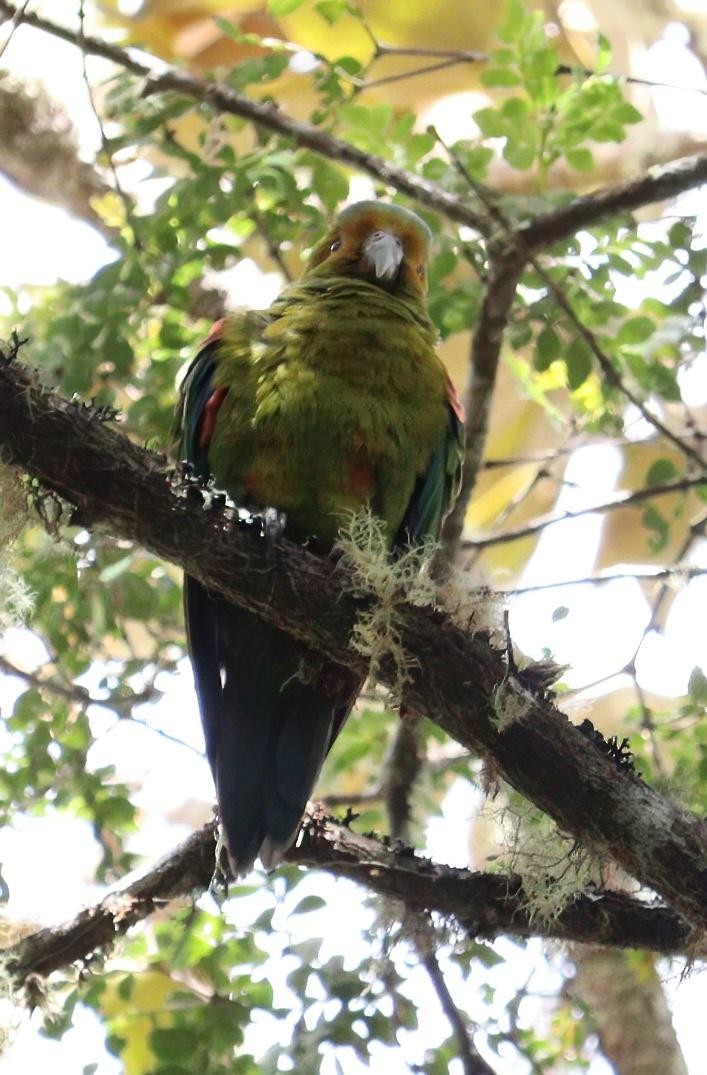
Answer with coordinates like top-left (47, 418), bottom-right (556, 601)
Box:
top-left (645, 459), bottom-right (679, 486)
top-left (213, 17), bottom-right (252, 42)
top-left (647, 363), bottom-right (681, 402)
top-left (504, 141), bottom-right (536, 170)
top-left (565, 338), bottom-right (592, 389)
top-left (315, 0), bottom-right (352, 23)
top-left (150, 1027), bottom-right (199, 1061)
top-left (268, 0), bottom-right (308, 15)
top-left (535, 325), bottom-right (562, 370)
top-left (618, 316), bottom-right (655, 344)
top-left (595, 33), bottom-right (612, 74)
top-left (688, 667), bottom-right (707, 704)
top-left (500, 96), bottom-right (530, 121)
top-left (481, 68), bottom-right (522, 88)
top-left (614, 102), bottom-right (643, 124)
top-left (641, 505), bottom-right (670, 552)
top-left (290, 894), bottom-right (327, 915)
top-left (474, 108), bottom-right (506, 138)
top-left (498, 0), bottom-right (529, 43)
top-left (566, 147), bottom-right (594, 172)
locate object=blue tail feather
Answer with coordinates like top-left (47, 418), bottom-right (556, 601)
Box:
top-left (185, 581), bottom-right (354, 874)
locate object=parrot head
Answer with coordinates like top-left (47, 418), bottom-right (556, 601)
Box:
top-left (306, 200), bottom-right (432, 298)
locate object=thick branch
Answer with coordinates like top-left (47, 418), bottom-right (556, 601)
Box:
top-left (1, 354), bottom-right (706, 932)
top-left (3, 818), bottom-right (700, 986)
top-left (570, 947), bottom-right (689, 1075)
top-left (440, 250), bottom-right (524, 558)
top-left (521, 154), bottom-right (707, 253)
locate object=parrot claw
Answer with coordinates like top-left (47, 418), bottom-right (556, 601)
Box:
top-left (261, 506), bottom-right (287, 545)
top-left (207, 827), bottom-right (231, 902)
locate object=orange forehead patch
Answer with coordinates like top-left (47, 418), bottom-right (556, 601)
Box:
top-left (337, 205), bottom-right (430, 264)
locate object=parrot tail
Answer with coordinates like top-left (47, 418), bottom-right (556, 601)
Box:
top-left (186, 579), bottom-right (357, 876)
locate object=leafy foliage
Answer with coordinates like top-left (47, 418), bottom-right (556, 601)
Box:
top-left (0, 1), bottom-right (705, 1072)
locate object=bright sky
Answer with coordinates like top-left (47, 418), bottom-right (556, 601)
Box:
top-left (0, 3), bottom-right (705, 1073)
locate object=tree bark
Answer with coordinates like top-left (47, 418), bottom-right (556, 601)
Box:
top-left (2, 818), bottom-right (700, 987)
top-left (570, 948), bottom-right (689, 1075)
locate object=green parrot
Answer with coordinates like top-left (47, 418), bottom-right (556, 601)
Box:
top-left (172, 200), bottom-right (464, 875)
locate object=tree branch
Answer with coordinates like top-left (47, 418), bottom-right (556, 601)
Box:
top-left (0, 1), bottom-right (489, 236)
top-left (439, 248), bottom-right (524, 560)
top-left (2, 2), bottom-right (707, 248)
top-left (1, 350), bottom-right (706, 931)
top-left (420, 948), bottom-right (498, 1075)
top-left (3, 817), bottom-right (701, 988)
top-left (462, 477), bottom-right (707, 551)
top-left (502, 565), bottom-right (707, 594)
top-left (382, 717), bottom-right (424, 842)
top-left (521, 154), bottom-right (707, 254)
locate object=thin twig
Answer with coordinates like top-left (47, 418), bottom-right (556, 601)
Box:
top-left (378, 44), bottom-right (707, 95)
top-left (501, 565), bottom-right (707, 594)
top-left (421, 949), bottom-right (499, 1075)
top-left (562, 508), bottom-right (707, 700)
top-left (462, 476), bottom-right (706, 550)
top-left (251, 208), bottom-right (293, 283)
top-left (77, 0), bottom-right (141, 250)
top-left (356, 57), bottom-right (472, 93)
top-left (466, 433), bottom-right (576, 571)
top-left (525, 259), bottom-right (706, 471)
top-left (0, 653), bottom-right (199, 754)
top-left (481, 434), bottom-right (665, 469)
top-left (2, 2), bottom-right (707, 246)
top-left (0, 0), bottom-right (27, 59)
top-left (322, 749), bottom-right (474, 808)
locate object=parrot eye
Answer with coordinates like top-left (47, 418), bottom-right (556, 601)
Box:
top-left (330, 238), bottom-right (342, 252)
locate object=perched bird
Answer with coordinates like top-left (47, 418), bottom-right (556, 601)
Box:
top-left (172, 200), bottom-right (464, 875)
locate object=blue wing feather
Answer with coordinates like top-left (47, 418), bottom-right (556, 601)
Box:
top-left (395, 398), bottom-right (465, 548)
top-left (172, 337), bottom-right (225, 769)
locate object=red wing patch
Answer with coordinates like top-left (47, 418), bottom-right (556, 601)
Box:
top-left (345, 460), bottom-right (375, 499)
top-left (198, 387), bottom-right (228, 450)
top-left (445, 371), bottom-right (466, 424)
top-left (200, 317), bottom-right (226, 350)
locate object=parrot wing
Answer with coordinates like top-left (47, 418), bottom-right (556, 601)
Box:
top-left (394, 371), bottom-right (465, 548)
top-left (172, 317), bottom-right (360, 876)
top-left (171, 318), bottom-right (231, 771)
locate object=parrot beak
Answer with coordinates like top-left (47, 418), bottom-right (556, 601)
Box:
top-left (362, 229), bottom-right (404, 281)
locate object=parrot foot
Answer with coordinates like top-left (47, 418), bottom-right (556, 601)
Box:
top-left (260, 506), bottom-right (287, 545)
top-left (207, 826), bottom-right (231, 903)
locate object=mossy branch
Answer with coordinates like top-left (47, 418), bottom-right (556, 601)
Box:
top-left (1, 350), bottom-right (706, 934)
top-left (2, 817), bottom-right (701, 989)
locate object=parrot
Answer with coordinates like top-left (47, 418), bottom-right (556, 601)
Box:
top-left (172, 200), bottom-right (464, 876)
